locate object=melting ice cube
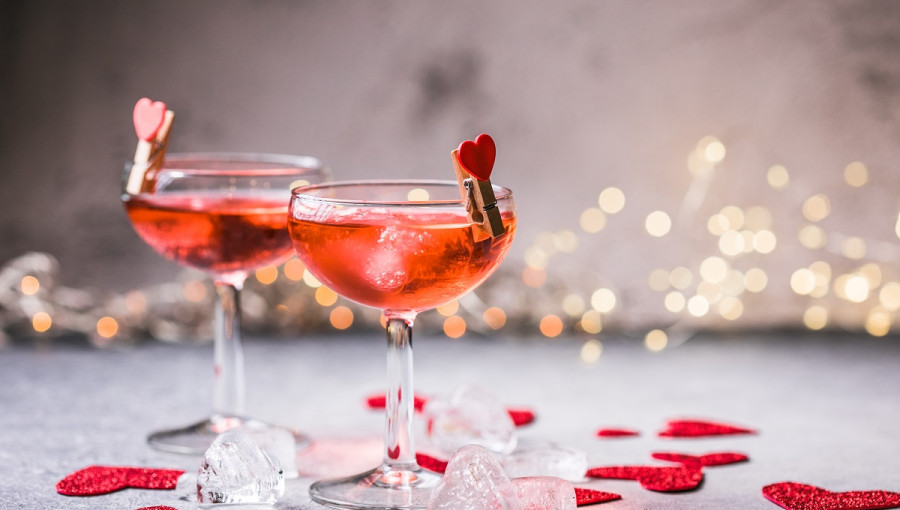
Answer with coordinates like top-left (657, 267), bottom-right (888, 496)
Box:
top-left (239, 427), bottom-right (298, 478)
top-left (196, 430), bottom-right (284, 504)
top-left (427, 444), bottom-right (520, 510)
top-left (512, 477), bottom-right (577, 510)
top-left (502, 440), bottom-right (588, 481)
top-left (425, 385), bottom-right (517, 455)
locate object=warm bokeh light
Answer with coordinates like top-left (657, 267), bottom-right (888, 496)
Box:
top-left (844, 161), bottom-right (868, 188)
top-left (436, 300), bottom-right (459, 317)
top-left (878, 282), bottom-right (900, 311)
top-left (720, 206), bottom-right (744, 230)
top-left (664, 291), bottom-right (686, 313)
top-left (707, 213), bottom-right (729, 236)
top-left (580, 310), bottom-right (603, 334)
top-left (687, 295), bottom-right (710, 317)
top-left (798, 224), bottom-right (827, 249)
top-left (700, 256), bottom-right (728, 283)
top-left (803, 306), bottom-right (828, 330)
top-left (840, 237), bottom-right (866, 260)
top-left (329, 306), bottom-right (353, 330)
top-left (645, 211), bottom-right (672, 237)
top-left (580, 339), bottom-right (603, 364)
top-left (844, 275), bottom-right (870, 303)
top-left (859, 263), bottom-right (882, 288)
top-left (718, 230), bottom-right (744, 256)
top-left (721, 270), bottom-right (746, 296)
top-left (522, 267), bottom-right (546, 288)
top-left (290, 179), bottom-right (310, 190)
top-left (718, 297), bottom-right (744, 320)
top-left (649, 268), bottom-right (670, 291)
top-left (699, 137), bottom-right (726, 163)
top-left (524, 246), bottom-right (550, 270)
top-left (183, 280), bottom-right (208, 303)
top-left (283, 258), bottom-right (305, 281)
top-left (802, 194), bottom-right (831, 222)
top-left (561, 294), bottom-right (586, 317)
top-left (669, 267), bottom-right (693, 290)
top-left (598, 187), bottom-right (626, 214)
top-left (303, 270), bottom-right (322, 288)
top-left (791, 268), bottom-right (816, 295)
top-left (32, 312), bottom-right (51, 332)
top-left (580, 207), bottom-right (607, 233)
top-left (753, 230), bottom-right (777, 254)
top-left (255, 265), bottom-right (278, 285)
top-left (539, 314), bottom-right (564, 338)
top-left (744, 268), bottom-right (768, 293)
top-left (443, 315), bottom-right (466, 338)
top-left (865, 309), bottom-right (891, 337)
top-left (590, 288), bottom-right (616, 313)
top-left (483, 307), bottom-right (507, 329)
top-left (697, 281), bottom-right (723, 304)
top-left (554, 230), bottom-right (579, 253)
top-left (96, 316), bottom-right (118, 338)
top-left (315, 286), bottom-right (339, 307)
top-left (20, 276), bottom-right (39, 295)
top-left (407, 188), bottom-right (430, 201)
top-left (767, 164), bottom-right (790, 190)
top-left (687, 150), bottom-right (715, 177)
top-left (645, 329), bottom-right (668, 352)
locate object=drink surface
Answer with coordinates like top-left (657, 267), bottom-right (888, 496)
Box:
top-left (289, 208), bottom-right (516, 312)
top-left (124, 192), bottom-right (293, 276)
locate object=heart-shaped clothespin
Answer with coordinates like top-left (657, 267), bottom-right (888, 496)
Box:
top-left (133, 98), bottom-right (167, 142)
top-left (458, 133), bottom-right (496, 181)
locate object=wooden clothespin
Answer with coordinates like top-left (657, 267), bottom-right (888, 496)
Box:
top-left (125, 97), bottom-right (175, 194)
top-left (451, 133), bottom-right (505, 238)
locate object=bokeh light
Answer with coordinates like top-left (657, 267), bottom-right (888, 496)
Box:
top-left (315, 286), bottom-right (339, 307)
top-left (32, 312), bottom-right (51, 332)
top-left (580, 339), bottom-right (603, 364)
top-left (843, 161), bottom-right (868, 187)
top-left (483, 307), bottom-right (507, 330)
top-left (645, 329), bottom-right (668, 352)
top-left (96, 316), bottom-right (118, 338)
top-left (539, 315), bottom-right (564, 338)
top-left (329, 306), bottom-right (353, 330)
top-left (598, 187), bottom-right (626, 214)
top-left (255, 266), bottom-right (278, 285)
top-left (443, 316), bottom-right (466, 338)
top-left (767, 165), bottom-right (790, 190)
top-left (645, 211), bottom-right (672, 237)
top-left (20, 276), bottom-right (39, 295)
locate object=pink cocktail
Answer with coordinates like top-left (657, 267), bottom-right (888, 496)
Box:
top-left (289, 180), bottom-right (516, 509)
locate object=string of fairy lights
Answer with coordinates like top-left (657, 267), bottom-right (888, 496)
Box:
top-left (2, 135), bottom-right (899, 361)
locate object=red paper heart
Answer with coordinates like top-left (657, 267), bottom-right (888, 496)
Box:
top-left (574, 487), bottom-right (622, 506)
top-left (586, 464), bottom-right (704, 492)
top-left (507, 407), bottom-right (536, 427)
top-left (652, 451), bottom-right (749, 467)
top-left (659, 418), bottom-right (756, 438)
top-left (416, 452), bottom-right (449, 473)
top-left (56, 466), bottom-right (184, 496)
top-left (133, 97), bottom-right (167, 141)
top-left (763, 482), bottom-right (900, 510)
top-left (595, 428), bottom-right (640, 438)
top-left (458, 133), bottom-right (496, 181)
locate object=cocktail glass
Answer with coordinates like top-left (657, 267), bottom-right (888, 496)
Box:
top-left (122, 152), bottom-right (328, 454)
top-left (288, 180), bottom-right (516, 508)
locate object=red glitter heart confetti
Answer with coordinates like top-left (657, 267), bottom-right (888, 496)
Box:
top-left (457, 133), bottom-right (496, 181)
top-left (133, 97), bottom-right (167, 142)
top-left (507, 407), bottom-right (536, 427)
top-left (595, 428), bottom-right (640, 438)
top-left (56, 466), bottom-right (184, 496)
top-left (574, 487), bottom-right (622, 506)
top-left (136, 507), bottom-right (179, 510)
top-left (658, 418), bottom-right (756, 438)
top-left (763, 482), bottom-right (900, 510)
top-left (586, 464), bottom-right (704, 492)
top-left (652, 451), bottom-right (749, 467)
top-left (416, 452), bottom-right (449, 473)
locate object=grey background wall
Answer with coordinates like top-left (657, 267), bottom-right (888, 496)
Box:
top-left (3, 1), bottom-right (900, 329)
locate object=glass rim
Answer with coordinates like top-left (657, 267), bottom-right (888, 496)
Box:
top-left (128, 152), bottom-right (327, 177)
top-left (290, 179), bottom-right (513, 207)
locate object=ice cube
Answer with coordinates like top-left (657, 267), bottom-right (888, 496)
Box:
top-left (425, 385), bottom-right (517, 455)
top-left (512, 477), bottom-right (577, 510)
top-left (502, 440), bottom-right (588, 481)
top-left (196, 430), bottom-right (285, 504)
top-left (239, 427), bottom-right (298, 478)
top-left (427, 444), bottom-right (520, 510)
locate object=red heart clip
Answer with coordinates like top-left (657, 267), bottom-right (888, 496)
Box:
top-left (659, 418), bottom-right (756, 438)
top-left (133, 97), bottom-right (167, 142)
top-left (763, 482), bottom-right (900, 510)
top-left (586, 464), bottom-right (704, 492)
top-left (56, 466), bottom-right (184, 496)
top-left (458, 133), bottom-right (496, 181)
top-left (574, 487), bottom-right (622, 506)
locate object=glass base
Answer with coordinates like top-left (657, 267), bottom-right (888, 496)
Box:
top-left (310, 465), bottom-right (443, 509)
top-left (147, 414), bottom-right (310, 456)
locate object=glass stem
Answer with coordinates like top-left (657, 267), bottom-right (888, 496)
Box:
top-left (383, 313), bottom-right (418, 472)
top-left (213, 281), bottom-right (245, 418)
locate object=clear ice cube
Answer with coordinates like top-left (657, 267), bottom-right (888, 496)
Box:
top-left (427, 444), bottom-right (520, 510)
top-left (239, 427), bottom-right (298, 478)
top-left (425, 385), bottom-right (517, 455)
top-left (502, 440), bottom-right (588, 481)
top-left (512, 477), bottom-right (577, 510)
top-left (196, 430), bottom-right (285, 504)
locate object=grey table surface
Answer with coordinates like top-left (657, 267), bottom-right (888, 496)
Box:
top-left (1, 332), bottom-right (899, 509)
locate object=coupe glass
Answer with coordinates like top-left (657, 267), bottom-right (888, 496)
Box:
top-left (288, 180), bottom-right (516, 508)
top-left (122, 152), bottom-right (329, 454)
